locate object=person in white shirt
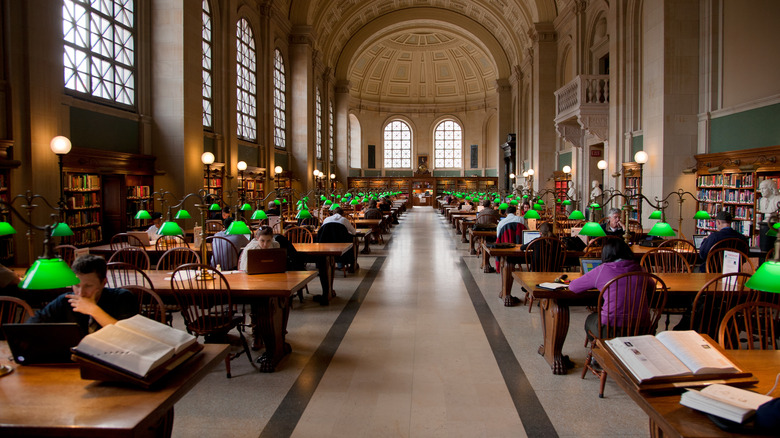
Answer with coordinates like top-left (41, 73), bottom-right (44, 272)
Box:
top-left (496, 205), bottom-right (526, 237)
top-left (321, 207), bottom-right (356, 235)
top-left (146, 212), bottom-right (163, 243)
top-left (238, 226), bottom-right (280, 271)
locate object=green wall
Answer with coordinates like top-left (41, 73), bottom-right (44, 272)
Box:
top-left (204, 136), bottom-right (215, 154)
top-left (485, 168), bottom-right (498, 177)
top-left (349, 168), bottom-right (361, 177)
top-left (274, 152), bottom-right (288, 170)
top-left (364, 169), bottom-right (381, 177)
top-left (386, 170), bottom-right (413, 177)
top-left (711, 103), bottom-right (780, 152)
top-left (238, 144), bottom-right (257, 167)
top-left (433, 170), bottom-right (460, 177)
top-left (558, 151), bottom-right (571, 170)
top-left (464, 169), bottom-right (483, 177)
top-left (632, 135), bottom-right (643, 157)
top-left (70, 107), bottom-right (138, 154)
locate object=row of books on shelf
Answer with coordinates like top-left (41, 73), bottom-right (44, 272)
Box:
top-left (698, 189), bottom-right (723, 202)
top-left (696, 218), bottom-right (752, 234)
top-left (127, 185), bottom-right (151, 198)
top-left (624, 176), bottom-right (640, 188)
top-left (722, 205), bottom-right (754, 221)
top-left (67, 192), bottom-right (101, 208)
top-left (203, 178), bottom-right (223, 188)
top-left (63, 228), bottom-right (102, 246)
top-left (66, 174), bottom-right (101, 190)
top-left (697, 174), bottom-right (723, 187)
top-left (66, 210), bottom-right (102, 226)
top-left (723, 173), bottom-right (753, 188)
top-left (723, 189), bottom-right (754, 204)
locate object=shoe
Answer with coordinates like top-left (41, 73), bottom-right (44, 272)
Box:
top-left (503, 295), bottom-right (521, 307)
top-left (312, 294), bottom-right (329, 306)
top-left (486, 266), bottom-right (496, 273)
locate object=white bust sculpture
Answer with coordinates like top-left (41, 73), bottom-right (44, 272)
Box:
top-left (589, 180), bottom-right (602, 202)
top-left (758, 179), bottom-right (780, 215)
top-left (567, 182), bottom-right (577, 201)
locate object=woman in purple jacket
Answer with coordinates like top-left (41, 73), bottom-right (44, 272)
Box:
top-left (569, 239), bottom-right (653, 340)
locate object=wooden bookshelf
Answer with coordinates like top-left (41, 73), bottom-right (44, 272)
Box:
top-left (348, 176), bottom-right (497, 200)
top-left (622, 162), bottom-right (642, 222)
top-left (553, 171), bottom-right (570, 215)
top-left (62, 172), bottom-right (103, 246)
top-left (125, 174), bottom-right (153, 231)
top-left (203, 164), bottom-right (224, 202)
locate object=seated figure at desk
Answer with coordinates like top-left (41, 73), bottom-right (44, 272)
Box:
top-left (362, 200), bottom-right (383, 219)
top-left (477, 199), bottom-right (500, 224)
top-left (211, 217), bottom-right (250, 270)
top-left (601, 208), bottom-right (625, 237)
top-left (496, 205), bottom-right (526, 238)
top-left (238, 227), bottom-right (280, 272)
top-left (568, 239), bottom-right (652, 340)
top-left (696, 210), bottom-right (749, 272)
top-left (321, 207), bottom-right (356, 235)
top-left (28, 254), bottom-right (137, 333)
top-left (146, 212), bottom-right (163, 243)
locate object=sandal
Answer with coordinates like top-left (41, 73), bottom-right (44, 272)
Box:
top-left (503, 295), bottom-right (521, 307)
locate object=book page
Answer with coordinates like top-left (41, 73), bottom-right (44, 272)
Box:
top-left (606, 335), bottom-right (691, 381)
top-left (700, 384), bottom-right (772, 411)
top-left (74, 324), bottom-right (174, 377)
top-left (680, 385), bottom-right (772, 423)
top-left (657, 331), bottom-right (738, 375)
top-left (537, 282), bottom-right (568, 290)
top-left (116, 315), bottom-right (197, 354)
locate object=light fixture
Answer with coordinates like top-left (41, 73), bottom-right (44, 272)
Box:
top-left (240, 203), bottom-right (252, 211)
top-left (568, 210), bottom-right (586, 220)
top-left (693, 210), bottom-right (711, 220)
top-left (330, 173), bottom-right (336, 179)
top-left (174, 209), bottom-right (192, 219)
top-left (562, 200), bottom-right (572, 206)
top-left (237, 161), bottom-right (247, 171)
top-left (634, 151), bottom-right (649, 164)
top-left (158, 221), bottom-right (184, 236)
top-left (201, 152), bottom-right (215, 165)
top-left (296, 209), bottom-right (313, 220)
top-left (50, 135), bottom-right (72, 208)
top-left (51, 222), bottom-right (74, 237)
top-left (274, 165), bottom-right (283, 175)
top-left (313, 169), bottom-right (320, 177)
top-left (562, 165), bottom-right (572, 174)
top-left (524, 210), bottom-right (541, 219)
top-left (20, 258), bottom-right (80, 290)
top-left (350, 198), bottom-right (359, 205)
top-left (579, 222), bottom-right (606, 237)
top-left (134, 210), bottom-right (152, 220)
top-left (648, 222), bottom-right (676, 237)
top-left (499, 202), bottom-right (509, 210)
top-left (509, 173), bottom-right (516, 179)
top-left (225, 220), bottom-right (252, 235)
top-left (648, 210), bottom-right (663, 220)
top-left (527, 169), bottom-right (535, 176)
top-left (329, 203), bottom-right (340, 211)
top-left (590, 203), bottom-right (602, 209)
top-left (251, 209), bottom-right (268, 220)
top-left (209, 203), bottom-right (221, 211)
top-left (597, 160), bottom-right (607, 170)
top-left (745, 261), bottom-right (780, 293)
top-left (0, 221), bottom-right (16, 235)
top-left (522, 171), bottom-right (528, 178)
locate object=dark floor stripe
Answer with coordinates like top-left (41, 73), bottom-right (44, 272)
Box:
top-left (458, 256), bottom-right (559, 437)
top-left (259, 256), bottom-right (386, 438)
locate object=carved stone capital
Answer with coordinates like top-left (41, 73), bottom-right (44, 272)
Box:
top-left (578, 114), bottom-right (609, 142)
top-left (555, 122), bottom-right (585, 148)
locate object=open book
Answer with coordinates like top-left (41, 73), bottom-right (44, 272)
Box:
top-left (72, 315), bottom-right (198, 380)
top-left (680, 384), bottom-right (772, 423)
top-left (604, 331), bottom-right (739, 383)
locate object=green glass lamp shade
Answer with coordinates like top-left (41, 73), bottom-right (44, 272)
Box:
top-left (590, 203), bottom-right (602, 209)
top-left (493, 198), bottom-right (500, 204)
top-left (361, 197), bottom-right (368, 203)
top-left (158, 221), bottom-right (184, 236)
top-left (320, 195), bottom-right (327, 201)
top-left (533, 203), bottom-right (543, 211)
top-left (568, 210), bottom-right (586, 220)
top-left (510, 199), bottom-right (519, 206)
top-left (324, 200), bottom-right (332, 205)
top-left (20, 258), bottom-right (80, 290)
top-left (330, 203), bottom-right (340, 210)
top-left (0, 221), bottom-right (17, 236)
top-left (174, 209), bottom-right (192, 219)
top-left (225, 220), bottom-right (252, 235)
top-left (524, 210), bottom-right (541, 219)
top-left (745, 261), bottom-right (780, 293)
top-left (274, 199), bottom-right (281, 206)
top-left (562, 200), bottom-right (572, 206)
top-left (579, 222), bottom-right (607, 237)
top-left (556, 199), bottom-right (562, 203)
top-left (282, 198), bottom-right (288, 204)
top-left (240, 203), bottom-right (252, 211)
top-left (52, 223), bottom-right (74, 237)
top-left (350, 198), bottom-right (359, 205)
top-left (134, 209), bottom-right (152, 220)
top-left (522, 195), bottom-right (529, 199)
top-left (768, 228), bottom-right (777, 237)
top-left (209, 203), bottom-right (221, 211)
top-left (648, 210), bottom-right (663, 220)
top-left (497, 202), bottom-right (507, 210)
top-left (693, 210), bottom-right (711, 220)
top-left (648, 222), bottom-right (676, 237)
top-left (296, 209), bottom-right (313, 220)
top-left (251, 209), bottom-right (267, 220)
top-left (537, 198), bottom-right (545, 205)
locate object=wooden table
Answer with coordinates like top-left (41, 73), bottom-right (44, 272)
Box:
top-left (513, 271), bottom-right (720, 375)
top-left (593, 346), bottom-right (780, 437)
top-left (146, 270), bottom-right (317, 372)
top-left (0, 342), bottom-right (228, 437)
top-left (294, 242), bottom-right (353, 304)
top-left (468, 228), bottom-right (496, 255)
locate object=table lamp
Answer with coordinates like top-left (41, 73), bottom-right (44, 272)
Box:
top-left (579, 222), bottom-right (606, 237)
top-left (568, 210), bottom-right (586, 220)
top-left (225, 220), bottom-right (252, 235)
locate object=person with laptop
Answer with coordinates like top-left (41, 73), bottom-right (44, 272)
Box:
top-left (146, 212), bottom-right (163, 243)
top-left (27, 255), bottom-right (137, 333)
top-left (496, 205), bottom-right (525, 238)
top-left (696, 210), bottom-right (749, 272)
top-left (238, 226), bottom-right (280, 272)
top-left (520, 222), bottom-right (552, 250)
top-left (211, 217), bottom-right (250, 270)
top-left (600, 208), bottom-right (625, 237)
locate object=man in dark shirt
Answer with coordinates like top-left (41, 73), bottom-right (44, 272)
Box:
top-left (601, 208), bottom-right (625, 237)
top-left (696, 210), bottom-right (749, 271)
top-left (28, 255), bottom-right (137, 333)
top-left (363, 200), bottom-right (383, 219)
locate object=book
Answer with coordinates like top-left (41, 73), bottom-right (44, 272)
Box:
top-left (537, 282), bottom-right (569, 290)
top-left (680, 384), bottom-right (772, 423)
top-left (72, 315), bottom-right (198, 379)
top-left (604, 331), bottom-right (739, 383)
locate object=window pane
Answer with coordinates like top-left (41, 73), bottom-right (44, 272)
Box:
top-left (433, 120), bottom-right (463, 169)
top-left (315, 89), bottom-right (322, 159)
top-left (273, 49), bottom-right (286, 149)
top-left (382, 120), bottom-right (412, 169)
top-left (202, 0), bottom-right (213, 128)
top-left (235, 18), bottom-right (256, 140)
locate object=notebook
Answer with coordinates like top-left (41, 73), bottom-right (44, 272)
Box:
top-left (2, 323), bottom-right (85, 365)
top-left (522, 230), bottom-right (541, 245)
top-left (579, 258), bottom-right (603, 274)
top-left (692, 234), bottom-right (707, 250)
top-left (245, 248), bottom-right (287, 275)
top-left (127, 231), bottom-right (152, 247)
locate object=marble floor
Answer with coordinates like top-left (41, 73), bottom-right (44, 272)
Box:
top-left (172, 207), bottom-right (652, 437)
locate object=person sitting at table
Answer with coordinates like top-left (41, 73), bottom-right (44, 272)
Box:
top-left (520, 222), bottom-right (553, 250)
top-left (601, 208), bottom-right (625, 237)
top-left (146, 212), bottom-right (163, 243)
top-left (568, 239), bottom-right (653, 341)
top-left (265, 203), bottom-right (281, 216)
top-left (238, 226), bottom-right (280, 272)
top-left (695, 210), bottom-right (749, 272)
top-left (379, 197), bottom-right (392, 212)
top-left (321, 207), bottom-right (356, 235)
top-left (211, 217), bottom-right (250, 270)
top-left (520, 201), bottom-right (531, 217)
top-left (363, 200), bottom-right (383, 219)
top-left (496, 205), bottom-right (525, 238)
top-left (477, 199), bottom-right (500, 223)
top-left (27, 254), bottom-right (137, 333)
top-left (460, 200), bottom-right (474, 212)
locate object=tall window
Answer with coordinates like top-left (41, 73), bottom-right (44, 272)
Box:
top-left (63, 0), bottom-right (135, 106)
top-left (273, 49), bottom-right (286, 149)
top-left (328, 99), bottom-right (334, 162)
top-left (434, 120), bottom-right (463, 168)
top-left (202, 0), bottom-right (212, 128)
top-left (383, 120), bottom-right (412, 169)
top-left (236, 18), bottom-right (256, 141)
top-left (315, 88), bottom-right (322, 159)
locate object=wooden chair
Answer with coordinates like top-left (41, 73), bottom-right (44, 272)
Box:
top-left (206, 236), bottom-right (241, 270)
top-left (765, 247), bottom-right (775, 262)
top-left (156, 247), bottom-right (201, 271)
top-left (106, 262), bottom-right (154, 289)
top-left (581, 272), bottom-right (667, 397)
top-left (108, 247), bottom-right (151, 270)
top-left (639, 248), bottom-right (692, 274)
top-left (657, 239), bottom-right (697, 266)
top-left (155, 235), bottom-right (187, 251)
top-left (283, 226), bottom-right (314, 243)
top-left (523, 237), bottom-right (567, 312)
top-left (582, 235), bottom-right (621, 258)
top-left (298, 216), bottom-right (319, 228)
top-left (0, 296), bottom-right (34, 328)
top-left (689, 273), bottom-right (756, 339)
top-left (718, 301), bottom-right (780, 350)
top-left (705, 248), bottom-right (755, 274)
top-left (710, 237), bottom-right (750, 254)
top-left (122, 285), bottom-right (168, 324)
top-left (205, 220), bottom-right (222, 235)
top-left (54, 244), bottom-right (78, 266)
top-left (110, 232), bottom-right (145, 251)
top-left (170, 263), bottom-right (255, 377)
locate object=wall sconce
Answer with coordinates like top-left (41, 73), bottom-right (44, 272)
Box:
top-left (634, 151), bottom-right (648, 165)
top-left (597, 160), bottom-right (607, 171)
top-left (50, 136), bottom-right (72, 209)
top-left (562, 165), bottom-right (572, 174)
top-left (201, 152), bottom-right (215, 202)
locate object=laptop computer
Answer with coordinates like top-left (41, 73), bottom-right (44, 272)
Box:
top-left (2, 323), bottom-right (85, 365)
top-left (579, 258), bottom-right (603, 274)
top-left (692, 234), bottom-right (707, 250)
top-left (522, 230), bottom-right (541, 245)
top-left (245, 248), bottom-right (287, 275)
top-left (127, 231), bottom-right (152, 247)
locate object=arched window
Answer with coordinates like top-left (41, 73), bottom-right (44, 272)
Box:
top-left (63, 0), bottom-right (135, 106)
top-left (236, 18), bottom-right (256, 141)
top-left (273, 49), bottom-right (287, 149)
top-left (433, 120), bottom-right (462, 168)
top-left (202, 0), bottom-right (212, 128)
top-left (328, 99), bottom-right (334, 162)
top-left (315, 88), bottom-right (322, 159)
top-left (383, 120), bottom-right (412, 169)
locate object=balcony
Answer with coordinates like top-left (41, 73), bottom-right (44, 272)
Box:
top-left (554, 75), bottom-right (609, 146)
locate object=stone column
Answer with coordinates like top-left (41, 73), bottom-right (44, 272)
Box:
top-left (530, 23), bottom-right (558, 192)
top-left (335, 80), bottom-right (350, 187)
top-left (289, 29), bottom-right (314, 191)
top-left (496, 78), bottom-right (512, 191)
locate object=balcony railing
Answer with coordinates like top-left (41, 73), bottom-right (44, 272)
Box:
top-left (554, 75), bottom-right (609, 122)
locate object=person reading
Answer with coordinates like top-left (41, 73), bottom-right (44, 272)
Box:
top-left (146, 212), bottom-right (163, 243)
top-left (696, 210), bottom-right (749, 271)
top-left (211, 217), bottom-right (250, 270)
top-left (321, 207), bottom-right (356, 235)
top-left (28, 254), bottom-right (137, 333)
top-left (238, 226), bottom-right (280, 272)
top-left (601, 208), bottom-right (625, 237)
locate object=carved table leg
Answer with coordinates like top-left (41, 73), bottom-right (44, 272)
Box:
top-left (255, 296), bottom-right (292, 373)
top-left (361, 231), bottom-right (372, 254)
top-left (537, 298), bottom-right (572, 374)
top-left (483, 246), bottom-right (491, 273)
top-left (469, 233), bottom-right (476, 255)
